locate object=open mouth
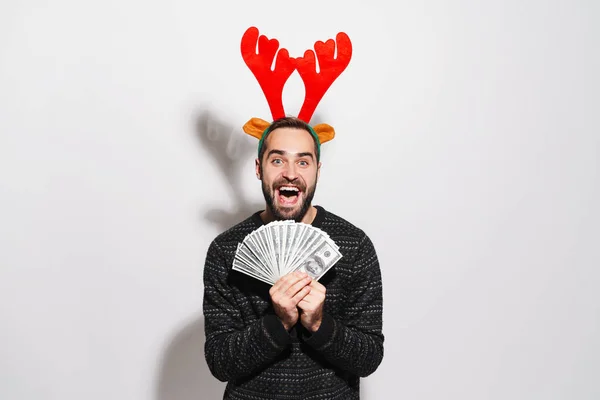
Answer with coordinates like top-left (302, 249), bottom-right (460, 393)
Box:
top-left (276, 185), bottom-right (302, 206)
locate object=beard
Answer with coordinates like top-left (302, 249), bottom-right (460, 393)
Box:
top-left (261, 176), bottom-right (317, 222)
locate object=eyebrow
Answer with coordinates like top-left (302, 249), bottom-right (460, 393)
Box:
top-left (267, 149), bottom-right (315, 161)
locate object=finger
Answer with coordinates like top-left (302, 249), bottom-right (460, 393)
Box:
top-left (298, 290), bottom-right (325, 307)
top-left (309, 279), bottom-right (326, 293)
top-left (284, 275), bottom-right (312, 298)
top-left (279, 274), bottom-right (308, 295)
top-left (280, 270), bottom-right (308, 287)
top-left (297, 296), bottom-right (313, 310)
top-left (271, 271), bottom-right (306, 295)
top-left (291, 285), bottom-right (311, 304)
top-left (275, 272), bottom-right (299, 288)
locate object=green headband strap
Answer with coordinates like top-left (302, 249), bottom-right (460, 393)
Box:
top-left (257, 125), bottom-right (321, 160)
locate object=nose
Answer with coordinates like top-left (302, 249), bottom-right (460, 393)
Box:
top-left (282, 163), bottom-right (298, 181)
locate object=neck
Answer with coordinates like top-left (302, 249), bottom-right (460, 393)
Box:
top-left (260, 206), bottom-right (317, 225)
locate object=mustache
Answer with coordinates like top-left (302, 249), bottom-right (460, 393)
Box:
top-left (272, 179), bottom-right (306, 192)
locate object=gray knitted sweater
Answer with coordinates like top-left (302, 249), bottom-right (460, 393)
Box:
top-left (203, 206), bottom-right (384, 399)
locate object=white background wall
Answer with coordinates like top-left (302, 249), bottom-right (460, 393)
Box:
top-left (1, 0), bottom-right (598, 399)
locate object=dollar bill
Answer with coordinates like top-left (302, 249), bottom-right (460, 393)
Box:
top-left (294, 239), bottom-right (342, 280)
top-left (232, 220), bottom-right (342, 285)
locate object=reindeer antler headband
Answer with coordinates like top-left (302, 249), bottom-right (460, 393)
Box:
top-left (240, 26), bottom-right (352, 157)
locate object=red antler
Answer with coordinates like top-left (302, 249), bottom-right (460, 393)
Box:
top-left (241, 27), bottom-right (296, 120)
top-left (296, 32), bottom-right (352, 123)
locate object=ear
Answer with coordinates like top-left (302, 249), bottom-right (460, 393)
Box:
top-left (312, 123), bottom-right (335, 144)
top-left (255, 158), bottom-right (261, 180)
top-left (243, 118), bottom-right (271, 140)
top-left (317, 161), bottom-right (322, 180)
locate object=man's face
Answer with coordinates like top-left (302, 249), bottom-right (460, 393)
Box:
top-left (256, 127), bottom-right (321, 222)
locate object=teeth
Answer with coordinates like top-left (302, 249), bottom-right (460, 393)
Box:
top-left (279, 186), bottom-right (299, 192)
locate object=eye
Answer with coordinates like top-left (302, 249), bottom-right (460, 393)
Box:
top-left (298, 160), bottom-right (309, 166)
top-left (272, 158), bottom-right (283, 165)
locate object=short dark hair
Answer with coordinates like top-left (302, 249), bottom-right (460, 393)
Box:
top-left (258, 117), bottom-right (320, 163)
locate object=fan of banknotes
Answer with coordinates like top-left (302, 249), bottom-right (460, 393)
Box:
top-left (233, 220), bottom-right (342, 285)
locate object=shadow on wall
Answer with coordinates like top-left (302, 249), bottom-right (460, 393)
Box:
top-left (194, 109), bottom-right (264, 232)
top-left (155, 109), bottom-right (261, 400)
top-left (154, 315), bottom-right (225, 400)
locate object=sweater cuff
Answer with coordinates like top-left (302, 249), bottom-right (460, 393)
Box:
top-left (302, 312), bottom-right (335, 349)
top-left (262, 314), bottom-right (292, 349)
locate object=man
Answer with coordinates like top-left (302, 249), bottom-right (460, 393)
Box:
top-left (203, 116), bottom-right (384, 399)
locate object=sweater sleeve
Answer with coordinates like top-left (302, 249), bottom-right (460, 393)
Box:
top-left (302, 234), bottom-right (384, 377)
top-left (203, 240), bottom-right (292, 382)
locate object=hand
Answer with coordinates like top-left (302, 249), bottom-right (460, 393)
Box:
top-left (270, 271), bottom-right (312, 330)
top-left (298, 279), bottom-right (326, 333)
